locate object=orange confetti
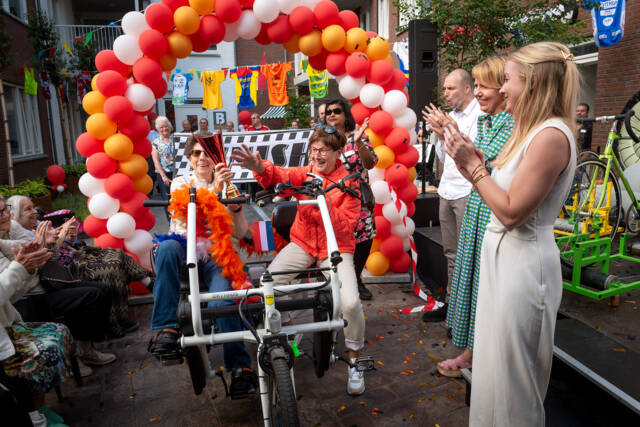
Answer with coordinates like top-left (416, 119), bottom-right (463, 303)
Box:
top-left (219, 366), bottom-right (225, 371)
top-left (417, 340), bottom-right (424, 344)
top-left (149, 417), bottom-right (161, 422)
top-left (456, 387), bottom-right (464, 392)
top-left (613, 348), bottom-right (626, 352)
top-left (359, 401), bottom-right (367, 407)
top-left (394, 315), bottom-right (400, 320)
top-left (129, 394), bottom-right (136, 399)
top-left (337, 405), bottom-right (346, 413)
top-left (419, 382), bottom-right (434, 387)
top-left (410, 352), bottom-right (416, 356)
top-left (364, 316), bottom-right (369, 319)
top-left (403, 360), bottom-right (409, 364)
top-left (377, 361), bottom-right (384, 366)
top-left (427, 353), bottom-right (441, 360)
top-left (446, 394), bottom-right (454, 401)
top-left (401, 371), bottom-right (409, 375)
top-left (440, 340), bottom-right (446, 344)
top-left (391, 310), bottom-right (397, 313)
top-left (141, 365), bottom-right (149, 370)
top-left (126, 344), bottom-right (131, 348)
top-left (417, 397), bottom-right (425, 402)
top-left (126, 370), bottom-right (135, 375)
top-left (405, 369), bottom-right (414, 374)
top-left (429, 397), bottom-right (438, 401)
top-left (397, 338), bottom-right (404, 342)
top-left (408, 412), bottom-right (415, 419)
top-left (404, 334), bottom-right (411, 338)
top-left (375, 334), bottom-right (384, 339)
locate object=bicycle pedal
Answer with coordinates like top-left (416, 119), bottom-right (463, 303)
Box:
top-left (354, 356), bottom-right (376, 372)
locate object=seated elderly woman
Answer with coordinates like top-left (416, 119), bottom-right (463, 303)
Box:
top-left (0, 196), bottom-right (73, 426)
top-left (231, 127), bottom-right (367, 396)
top-left (148, 137), bottom-right (257, 398)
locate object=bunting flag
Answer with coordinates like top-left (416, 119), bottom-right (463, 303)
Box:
top-left (62, 42), bottom-right (74, 57)
top-left (252, 221), bottom-right (275, 252)
top-left (39, 71), bottom-right (52, 100)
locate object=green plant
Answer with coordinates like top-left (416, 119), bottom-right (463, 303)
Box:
top-left (284, 90), bottom-right (311, 128)
top-left (26, 8), bottom-right (66, 86)
top-left (63, 162), bottom-right (87, 177)
top-left (52, 192), bottom-right (90, 221)
top-left (0, 178), bottom-right (50, 198)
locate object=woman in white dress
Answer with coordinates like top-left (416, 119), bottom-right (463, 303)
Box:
top-left (444, 42), bottom-right (579, 426)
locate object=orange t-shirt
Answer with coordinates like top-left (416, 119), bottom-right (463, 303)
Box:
top-left (260, 62), bottom-right (292, 106)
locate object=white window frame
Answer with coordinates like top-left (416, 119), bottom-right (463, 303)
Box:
top-left (378, 0), bottom-right (390, 39)
top-left (2, 0), bottom-right (28, 23)
top-left (5, 84), bottom-right (45, 160)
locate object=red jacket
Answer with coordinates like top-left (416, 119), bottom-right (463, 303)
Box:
top-left (254, 160), bottom-right (360, 258)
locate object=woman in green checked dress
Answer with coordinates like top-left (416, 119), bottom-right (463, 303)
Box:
top-left (435, 57), bottom-right (514, 377)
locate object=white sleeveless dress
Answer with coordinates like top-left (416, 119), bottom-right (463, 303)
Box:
top-left (469, 119), bottom-right (576, 426)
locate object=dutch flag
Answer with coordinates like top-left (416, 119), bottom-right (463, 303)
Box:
top-left (252, 221), bottom-right (275, 252)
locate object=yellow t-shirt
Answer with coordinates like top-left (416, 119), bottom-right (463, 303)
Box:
top-left (200, 70), bottom-right (226, 110)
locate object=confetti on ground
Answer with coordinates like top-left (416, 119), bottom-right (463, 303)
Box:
top-left (612, 348), bottom-right (626, 352)
top-left (404, 334), bottom-right (411, 338)
top-left (142, 365), bottom-right (149, 370)
top-left (376, 334), bottom-right (384, 339)
top-left (429, 397), bottom-right (438, 401)
top-left (126, 344), bottom-right (131, 348)
top-left (397, 338), bottom-right (404, 342)
top-left (371, 408), bottom-right (383, 415)
top-left (337, 405), bottom-right (346, 413)
top-left (408, 412), bottom-right (415, 419)
top-left (427, 353), bottom-right (441, 360)
top-left (417, 340), bottom-right (424, 345)
top-left (378, 307), bottom-right (385, 312)
top-left (417, 396), bottom-right (425, 402)
top-left (410, 352), bottom-right (416, 356)
top-left (456, 387), bottom-right (464, 392)
top-left (219, 366), bottom-right (225, 372)
top-left (129, 394), bottom-right (136, 399)
top-left (377, 361), bottom-right (384, 366)
top-left (405, 368), bottom-right (414, 374)
top-left (126, 370), bottom-right (135, 375)
top-left (596, 325), bottom-right (601, 331)
top-left (364, 316), bottom-right (369, 320)
top-left (359, 401), bottom-right (367, 407)
top-left (401, 372), bottom-right (409, 375)
top-left (149, 417), bottom-right (161, 422)
top-left (394, 316), bottom-right (400, 320)
top-left (367, 341), bottom-right (374, 346)
top-left (446, 394), bottom-right (454, 401)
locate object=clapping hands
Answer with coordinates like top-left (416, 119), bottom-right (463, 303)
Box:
top-left (422, 103), bottom-right (458, 139)
top-left (12, 241), bottom-right (51, 273)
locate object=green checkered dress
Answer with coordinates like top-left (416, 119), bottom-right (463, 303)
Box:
top-left (446, 111), bottom-right (514, 349)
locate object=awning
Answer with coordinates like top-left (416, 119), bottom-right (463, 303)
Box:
top-left (260, 106), bottom-right (286, 119)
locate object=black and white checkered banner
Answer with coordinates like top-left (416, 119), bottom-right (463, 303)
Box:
top-left (173, 130), bottom-right (312, 183)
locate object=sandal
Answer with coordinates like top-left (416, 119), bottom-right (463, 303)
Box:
top-left (436, 354), bottom-right (472, 378)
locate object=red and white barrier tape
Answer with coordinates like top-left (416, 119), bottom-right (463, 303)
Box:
top-left (400, 236), bottom-right (444, 314)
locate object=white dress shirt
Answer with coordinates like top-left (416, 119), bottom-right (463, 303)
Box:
top-left (435, 97), bottom-right (482, 200)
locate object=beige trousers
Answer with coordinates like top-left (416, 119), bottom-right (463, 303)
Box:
top-left (267, 242), bottom-right (365, 351)
top-left (439, 195), bottom-right (468, 298)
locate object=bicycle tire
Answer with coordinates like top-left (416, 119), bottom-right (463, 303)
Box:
top-left (622, 91), bottom-right (640, 143)
top-left (184, 345), bottom-right (207, 395)
top-left (269, 347), bottom-right (300, 427)
top-left (312, 309), bottom-right (331, 379)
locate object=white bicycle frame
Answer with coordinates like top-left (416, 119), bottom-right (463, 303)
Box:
top-left (179, 191), bottom-right (345, 426)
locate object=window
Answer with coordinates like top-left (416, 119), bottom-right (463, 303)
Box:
top-left (2, 0), bottom-right (28, 21)
top-left (5, 85), bottom-right (44, 159)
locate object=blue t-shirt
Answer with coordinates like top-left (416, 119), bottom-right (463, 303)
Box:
top-left (586, 0), bottom-right (626, 47)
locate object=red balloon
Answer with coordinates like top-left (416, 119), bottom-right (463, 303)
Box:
top-left (289, 6), bottom-right (314, 35)
top-left (325, 50), bottom-right (348, 76)
top-left (345, 52), bottom-right (370, 78)
top-left (135, 209), bottom-right (156, 231)
top-left (384, 127), bottom-right (410, 153)
top-left (199, 15), bottom-right (226, 45)
top-left (367, 60), bottom-right (393, 86)
top-left (120, 192), bottom-right (149, 218)
top-left (76, 133), bottom-right (104, 157)
top-left (95, 50), bottom-right (130, 77)
top-left (162, 0), bottom-right (188, 11)
top-left (83, 215), bottom-right (108, 237)
top-left (94, 233), bottom-right (125, 250)
top-left (406, 201), bottom-right (416, 217)
top-left (350, 102), bottom-right (377, 125)
top-left (366, 31), bottom-right (378, 39)
top-left (103, 96), bottom-right (134, 124)
top-left (96, 70), bottom-right (127, 97)
top-left (385, 163), bottom-right (409, 187)
top-left (104, 173), bottom-right (135, 201)
top-left (397, 183), bottom-right (418, 204)
top-left (190, 31), bottom-right (210, 53)
top-left (150, 77), bottom-right (168, 99)
top-left (129, 280), bottom-right (151, 295)
top-left (133, 137), bottom-right (153, 158)
top-left (267, 15), bottom-right (292, 44)
top-left (395, 145), bottom-right (419, 168)
top-left (382, 69), bottom-right (408, 92)
top-left (119, 114), bottom-right (150, 139)
top-left (375, 215), bottom-right (391, 239)
top-left (338, 10), bottom-right (359, 30)
top-left (215, 0), bottom-right (242, 23)
top-left (369, 110), bottom-right (394, 136)
top-left (238, 110), bottom-right (252, 125)
top-left (255, 23), bottom-right (271, 45)
top-left (145, 3), bottom-right (174, 34)
top-left (389, 251), bottom-right (411, 273)
top-left (46, 165), bottom-right (65, 185)
top-left (86, 152), bottom-right (118, 178)
top-left (373, 203), bottom-right (383, 216)
top-left (380, 234), bottom-right (404, 259)
top-left (138, 29), bottom-right (168, 59)
top-left (132, 57), bottom-right (163, 87)
top-left (313, 0), bottom-right (340, 29)
top-left (308, 50), bottom-right (328, 71)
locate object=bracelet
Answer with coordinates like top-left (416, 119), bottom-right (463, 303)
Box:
top-left (472, 171), bottom-right (489, 185)
top-left (470, 164), bottom-right (484, 177)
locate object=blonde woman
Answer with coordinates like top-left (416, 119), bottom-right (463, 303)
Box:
top-left (445, 42), bottom-right (578, 425)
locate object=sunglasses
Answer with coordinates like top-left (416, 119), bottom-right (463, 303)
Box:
top-left (326, 107), bottom-right (343, 116)
top-left (313, 124), bottom-right (338, 134)
top-left (190, 149), bottom-right (211, 158)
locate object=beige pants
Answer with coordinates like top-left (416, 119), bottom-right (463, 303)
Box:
top-left (439, 195), bottom-right (468, 299)
top-left (267, 242), bottom-right (365, 351)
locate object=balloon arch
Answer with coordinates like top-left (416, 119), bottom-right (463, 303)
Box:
top-left (77, 0), bottom-right (419, 276)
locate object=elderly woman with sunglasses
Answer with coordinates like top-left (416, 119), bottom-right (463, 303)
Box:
top-left (232, 127), bottom-right (368, 396)
top-left (324, 99), bottom-right (378, 301)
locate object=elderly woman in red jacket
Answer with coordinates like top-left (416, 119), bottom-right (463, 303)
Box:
top-left (232, 127), bottom-right (367, 396)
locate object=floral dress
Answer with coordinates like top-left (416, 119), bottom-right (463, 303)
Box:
top-left (341, 133), bottom-right (378, 243)
top-left (152, 136), bottom-right (175, 174)
top-left (446, 111), bottom-right (514, 349)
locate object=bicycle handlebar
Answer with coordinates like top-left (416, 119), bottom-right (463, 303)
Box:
top-left (142, 196), bottom-right (247, 208)
top-left (577, 109), bottom-right (634, 124)
top-left (274, 172), bottom-right (361, 196)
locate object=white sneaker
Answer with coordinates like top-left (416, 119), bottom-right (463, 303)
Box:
top-left (28, 410), bottom-right (47, 427)
top-left (77, 359), bottom-right (93, 377)
top-left (79, 344), bottom-right (117, 366)
top-left (347, 358), bottom-right (365, 395)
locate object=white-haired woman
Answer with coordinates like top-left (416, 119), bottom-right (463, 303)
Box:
top-left (151, 116), bottom-right (175, 220)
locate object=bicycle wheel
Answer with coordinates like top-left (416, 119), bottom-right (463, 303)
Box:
top-left (579, 149), bottom-right (600, 161)
top-left (184, 345), bottom-right (207, 395)
top-left (269, 347), bottom-right (300, 427)
top-left (623, 91), bottom-right (640, 143)
top-left (560, 159), bottom-right (623, 242)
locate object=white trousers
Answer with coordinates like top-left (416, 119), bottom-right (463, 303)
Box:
top-left (267, 242), bottom-right (365, 351)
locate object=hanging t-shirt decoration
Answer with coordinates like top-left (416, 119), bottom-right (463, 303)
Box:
top-left (586, 0), bottom-right (626, 47)
top-left (171, 70), bottom-right (193, 106)
top-left (75, 71), bottom-right (92, 103)
top-left (39, 71), bottom-right (52, 100)
top-left (302, 60), bottom-right (328, 99)
top-left (261, 62), bottom-right (292, 106)
top-left (201, 70), bottom-right (226, 110)
top-left (230, 67), bottom-right (258, 109)
top-left (24, 68), bottom-right (38, 95)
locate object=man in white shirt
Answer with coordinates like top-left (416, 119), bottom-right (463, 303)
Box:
top-left (422, 69), bottom-right (481, 321)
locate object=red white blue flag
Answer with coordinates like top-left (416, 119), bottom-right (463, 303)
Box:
top-left (252, 221), bottom-right (275, 252)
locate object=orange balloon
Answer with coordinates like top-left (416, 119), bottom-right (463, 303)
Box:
top-left (158, 54), bottom-right (178, 71)
top-left (370, 237), bottom-right (381, 253)
top-left (118, 154), bottom-right (149, 179)
top-left (344, 27), bottom-right (367, 54)
top-left (86, 113), bottom-right (117, 140)
top-left (321, 24), bottom-right (346, 52)
top-left (366, 251), bottom-right (389, 276)
top-left (174, 6), bottom-right (200, 35)
top-left (298, 30), bottom-right (323, 57)
top-left (104, 133), bottom-right (134, 161)
top-left (366, 36), bottom-right (390, 61)
top-left (365, 128), bottom-right (384, 147)
top-left (384, 53), bottom-right (394, 66)
top-left (133, 174), bottom-right (153, 195)
top-left (373, 145), bottom-right (395, 169)
top-left (167, 32), bottom-right (193, 59)
top-left (408, 166), bottom-right (417, 182)
top-left (82, 90), bottom-right (106, 115)
top-left (91, 74), bottom-right (99, 90)
top-left (284, 34), bottom-right (300, 54)
top-left (189, 0), bottom-right (214, 15)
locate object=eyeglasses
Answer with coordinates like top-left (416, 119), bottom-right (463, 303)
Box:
top-left (326, 107), bottom-right (343, 116)
top-left (309, 147), bottom-right (334, 157)
top-left (0, 206), bottom-right (9, 217)
top-left (190, 149), bottom-right (210, 159)
top-left (313, 124), bottom-right (338, 134)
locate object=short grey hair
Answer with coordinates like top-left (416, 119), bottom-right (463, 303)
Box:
top-left (7, 195), bottom-right (29, 219)
top-left (155, 115), bottom-right (173, 132)
top-left (448, 68), bottom-right (474, 89)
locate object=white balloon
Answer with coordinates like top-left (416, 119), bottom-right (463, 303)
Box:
top-left (89, 193), bottom-right (120, 219)
top-left (382, 90), bottom-right (408, 117)
top-left (335, 74), bottom-right (346, 83)
top-left (359, 83), bottom-right (385, 108)
top-left (278, 0), bottom-right (301, 14)
top-left (338, 75), bottom-right (365, 100)
top-left (391, 221), bottom-right (410, 238)
top-left (126, 77), bottom-right (135, 86)
top-left (253, 0), bottom-right (280, 23)
top-left (79, 173), bottom-right (105, 197)
top-left (368, 167), bottom-right (385, 183)
top-left (140, 253), bottom-right (152, 270)
top-left (223, 21), bottom-right (240, 42)
top-left (237, 10), bottom-right (261, 40)
top-left (394, 107), bottom-right (417, 130)
top-left (125, 84), bottom-right (155, 112)
top-left (107, 212), bottom-right (136, 239)
top-left (409, 128), bottom-right (418, 144)
top-left (303, 0), bottom-right (322, 8)
top-left (113, 34), bottom-right (142, 66)
top-left (122, 11), bottom-right (149, 37)
top-left (371, 180), bottom-right (392, 205)
top-left (382, 199), bottom-right (407, 224)
top-left (402, 237), bottom-right (411, 252)
top-left (124, 229), bottom-right (154, 254)
top-left (405, 217), bottom-right (415, 236)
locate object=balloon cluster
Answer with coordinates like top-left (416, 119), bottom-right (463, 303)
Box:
top-left (77, 0), bottom-right (418, 273)
top-left (46, 165), bottom-right (67, 193)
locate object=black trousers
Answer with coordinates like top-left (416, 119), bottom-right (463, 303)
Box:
top-left (353, 239), bottom-right (373, 287)
top-left (45, 281), bottom-right (112, 342)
